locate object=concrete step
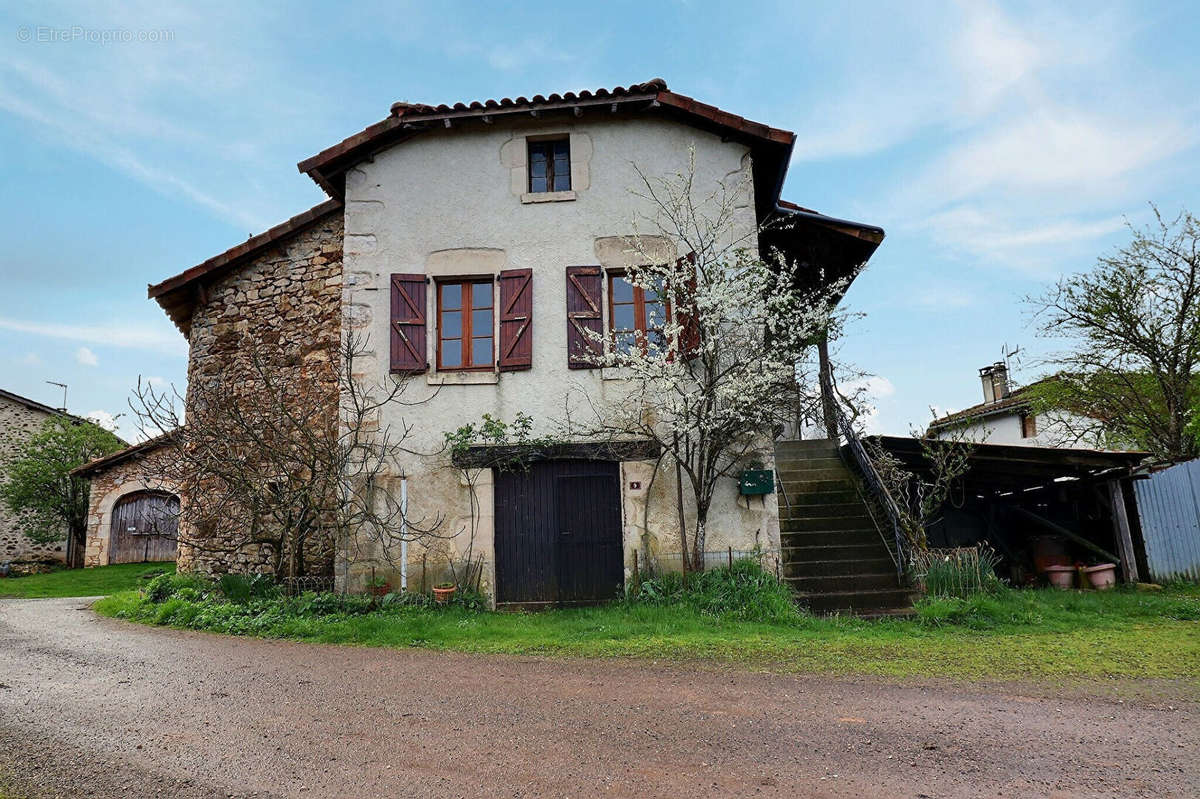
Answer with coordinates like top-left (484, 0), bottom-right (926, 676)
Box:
top-left (780, 490), bottom-right (861, 507)
top-left (787, 572), bottom-right (901, 593)
top-left (795, 588), bottom-right (915, 615)
top-left (775, 438), bottom-right (839, 451)
top-left (777, 467), bottom-right (853, 482)
top-left (776, 478), bottom-right (856, 494)
top-left (784, 556), bottom-right (898, 579)
top-left (782, 542), bottom-right (890, 561)
top-left (774, 442), bottom-right (840, 460)
top-left (773, 455), bottom-right (843, 469)
top-left (781, 529), bottom-right (882, 548)
top-left (781, 503), bottom-right (869, 520)
top-left (781, 515), bottom-right (876, 533)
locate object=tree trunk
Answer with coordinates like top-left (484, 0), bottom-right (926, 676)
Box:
top-left (673, 449), bottom-right (690, 573)
top-left (817, 333), bottom-right (837, 440)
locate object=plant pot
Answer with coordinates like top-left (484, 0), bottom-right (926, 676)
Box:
top-left (1043, 565), bottom-right (1075, 589)
top-left (370, 584), bottom-right (389, 598)
top-left (432, 584), bottom-right (457, 604)
top-left (1082, 563), bottom-right (1118, 590)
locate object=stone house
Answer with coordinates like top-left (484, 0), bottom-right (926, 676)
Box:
top-left (145, 79), bottom-right (889, 608)
top-left (72, 433), bottom-right (180, 568)
top-left (0, 388), bottom-right (71, 565)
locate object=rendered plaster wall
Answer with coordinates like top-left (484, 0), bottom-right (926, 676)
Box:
top-left (340, 114), bottom-right (781, 594)
top-left (943, 411), bottom-right (1109, 449)
top-left (0, 395), bottom-right (67, 563)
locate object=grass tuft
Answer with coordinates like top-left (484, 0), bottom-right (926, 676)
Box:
top-left (0, 562), bottom-right (175, 599)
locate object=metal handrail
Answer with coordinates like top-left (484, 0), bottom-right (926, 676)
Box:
top-left (825, 389), bottom-right (908, 579)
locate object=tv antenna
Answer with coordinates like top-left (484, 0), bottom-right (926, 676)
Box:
top-left (45, 380), bottom-right (67, 411)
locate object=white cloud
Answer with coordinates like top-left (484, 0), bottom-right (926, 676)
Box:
top-left (20, 352), bottom-right (42, 366)
top-left (74, 346), bottom-right (99, 367)
top-left (0, 317), bottom-right (187, 356)
top-left (918, 207), bottom-right (1129, 272)
top-left (86, 410), bottom-right (121, 432)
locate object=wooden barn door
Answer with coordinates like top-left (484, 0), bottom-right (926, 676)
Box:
top-left (109, 492), bottom-right (180, 564)
top-left (494, 461), bottom-right (622, 605)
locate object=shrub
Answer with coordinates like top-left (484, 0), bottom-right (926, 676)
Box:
top-left (627, 558), bottom-right (801, 623)
top-left (218, 573), bottom-right (279, 604)
top-left (145, 572), bottom-right (213, 603)
top-left (912, 546), bottom-right (1004, 599)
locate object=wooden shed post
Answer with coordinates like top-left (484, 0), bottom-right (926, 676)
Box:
top-left (1107, 479), bottom-right (1139, 584)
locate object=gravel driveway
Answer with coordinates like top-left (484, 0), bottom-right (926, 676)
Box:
top-left (0, 597), bottom-right (1195, 798)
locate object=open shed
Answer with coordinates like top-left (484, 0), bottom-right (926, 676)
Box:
top-left (869, 436), bottom-right (1150, 585)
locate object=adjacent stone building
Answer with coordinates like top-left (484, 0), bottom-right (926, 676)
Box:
top-left (147, 202), bottom-right (344, 577)
top-left (0, 388), bottom-right (70, 565)
top-left (72, 433), bottom-right (181, 568)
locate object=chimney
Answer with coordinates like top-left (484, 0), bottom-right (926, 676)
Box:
top-left (979, 362), bottom-right (1009, 403)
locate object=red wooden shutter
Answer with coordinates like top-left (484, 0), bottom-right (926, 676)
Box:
top-left (565, 265), bottom-right (603, 369)
top-left (390, 273), bottom-right (428, 373)
top-left (498, 268), bottom-right (533, 371)
top-left (675, 253), bottom-right (700, 358)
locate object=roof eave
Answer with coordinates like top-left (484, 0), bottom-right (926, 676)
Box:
top-left (298, 85), bottom-right (798, 219)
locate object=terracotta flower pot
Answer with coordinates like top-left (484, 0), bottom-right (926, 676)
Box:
top-left (1082, 563), bottom-right (1117, 590)
top-left (432, 584), bottom-right (457, 604)
top-left (370, 584), bottom-right (390, 597)
top-left (1043, 565), bottom-right (1075, 589)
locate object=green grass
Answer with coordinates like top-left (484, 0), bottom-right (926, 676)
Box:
top-left (94, 581), bottom-right (1200, 683)
top-left (0, 562), bottom-right (175, 599)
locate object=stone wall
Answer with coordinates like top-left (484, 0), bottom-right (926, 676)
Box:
top-left (179, 212), bottom-right (344, 577)
top-left (82, 441), bottom-right (180, 567)
top-left (0, 395), bottom-right (68, 563)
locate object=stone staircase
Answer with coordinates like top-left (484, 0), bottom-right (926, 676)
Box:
top-left (775, 439), bottom-right (912, 616)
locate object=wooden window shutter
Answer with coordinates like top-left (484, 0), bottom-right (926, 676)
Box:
top-left (675, 252), bottom-right (700, 358)
top-left (390, 273), bottom-right (428, 373)
top-left (498, 268), bottom-right (533, 371)
top-left (565, 265), bottom-right (603, 368)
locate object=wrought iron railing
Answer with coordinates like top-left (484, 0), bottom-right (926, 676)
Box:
top-left (823, 382), bottom-right (908, 578)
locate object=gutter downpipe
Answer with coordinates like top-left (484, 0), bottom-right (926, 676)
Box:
top-left (400, 477), bottom-right (408, 591)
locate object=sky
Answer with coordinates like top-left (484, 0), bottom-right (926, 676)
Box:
top-left (1, 0), bottom-right (1197, 441)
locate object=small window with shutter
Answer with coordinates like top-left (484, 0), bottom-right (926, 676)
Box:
top-left (1021, 412), bottom-right (1037, 438)
top-left (437, 279), bottom-right (494, 371)
top-left (608, 271), bottom-right (669, 355)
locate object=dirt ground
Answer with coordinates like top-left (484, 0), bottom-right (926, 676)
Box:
top-left (0, 598), bottom-right (1195, 798)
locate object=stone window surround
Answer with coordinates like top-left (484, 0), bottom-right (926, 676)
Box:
top-left (423, 249), bottom-right (505, 386)
top-left (501, 129), bottom-right (592, 205)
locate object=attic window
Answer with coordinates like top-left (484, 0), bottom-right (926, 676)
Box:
top-left (528, 138), bottom-right (570, 193)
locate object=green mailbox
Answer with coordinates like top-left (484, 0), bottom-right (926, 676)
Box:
top-left (738, 469), bottom-right (775, 496)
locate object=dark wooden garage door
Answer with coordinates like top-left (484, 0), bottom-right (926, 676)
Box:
top-left (109, 491), bottom-right (179, 564)
top-left (494, 460), bottom-right (623, 605)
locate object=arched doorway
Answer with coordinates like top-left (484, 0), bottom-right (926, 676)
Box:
top-left (109, 491), bottom-right (179, 564)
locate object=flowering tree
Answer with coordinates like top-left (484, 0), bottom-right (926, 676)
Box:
top-left (565, 154), bottom-right (863, 570)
